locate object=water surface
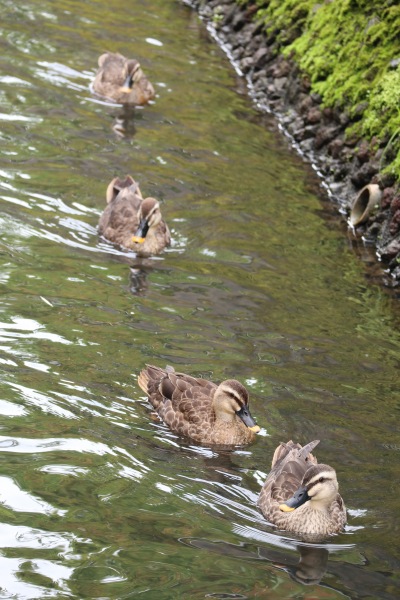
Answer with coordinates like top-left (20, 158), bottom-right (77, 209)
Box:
top-left (0, 0), bottom-right (400, 598)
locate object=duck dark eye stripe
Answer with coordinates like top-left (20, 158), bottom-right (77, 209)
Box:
top-left (229, 391), bottom-right (242, 404)
top-left (307, 473), bottom-right (332, 488)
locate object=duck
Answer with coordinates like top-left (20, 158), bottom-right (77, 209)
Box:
top-left (257, 440), bottom-right (346, 538)
top-left (137, 364), bottom-right (261, 446)
top-left (92, 52), bottom-right (155, 105)
top-left (98, 175), bottom-right (170, 256)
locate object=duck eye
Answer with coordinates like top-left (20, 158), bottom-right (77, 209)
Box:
top-left (318, 477), bottom-right (324, 483)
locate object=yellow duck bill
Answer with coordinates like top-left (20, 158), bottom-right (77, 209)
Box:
top-left (132, 217), bottom-right (150, 244)
top-left (119, 72), bottom-right (135, 94)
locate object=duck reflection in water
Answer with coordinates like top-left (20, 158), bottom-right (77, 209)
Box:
top-left (128, 261), bottom-right (153, 296)
top-left (179, 537), bottom-right (335, 587)
top-left (270, 544), bottom-right (329, 585)
top-left (112, 105), bottom-right (137, 139)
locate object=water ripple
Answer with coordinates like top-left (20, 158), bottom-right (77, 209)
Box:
top-left (0, 476), bottom-right (66, 515)
top-left (0, 436), bottom-right (115, 456)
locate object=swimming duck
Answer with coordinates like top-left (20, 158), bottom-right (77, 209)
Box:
top-left (98, 176), bottom-right (170, 256)
top-left (138, 364), bottom-right (260, 446)
top-left (92, 52), bottom-right (155, 105)
top-left (257, 440), bottom-right (346, 537)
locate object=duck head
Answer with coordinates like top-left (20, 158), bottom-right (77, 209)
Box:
top-left (214, 379), bottom-right (260, 432)
top-left (279, 464), bottom-right (339, 512)
top-left (120, 60), bottom-right (145, 94)
top-left (132, 197), bottom-right (162, 244)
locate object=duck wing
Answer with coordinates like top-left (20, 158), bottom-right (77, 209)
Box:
top-left (98, 181), bottom-right (143, 241)
top-left (138, 365), bottom-right (216, 423)
top-left (97, 53), bottom-right (127, 84)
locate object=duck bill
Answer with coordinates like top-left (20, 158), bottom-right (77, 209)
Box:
top-left (120, 73), bottom-right (134, 94)
top-left (279, 485), bottom-right (310, 512)
top-left (235, 405), bottom-right (260, 433)
top-left (132, 218), bottom-right (150, 244)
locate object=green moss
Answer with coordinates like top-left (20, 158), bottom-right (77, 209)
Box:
top-left (247, 0), bottom-right (400, 178)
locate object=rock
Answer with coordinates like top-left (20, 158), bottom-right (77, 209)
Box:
top-left (300, 76), bottom-right (312, 93)
top-left (390, 195), bottom-right (400, 213)
top-left (299, 139), bottom-right (314, 153)
top-left (379, 172), bottom-right (397, 188)
top-left (231, 10), bottom-right (247, 31)
top-left (274, 76), bottom-right (287, 91)
top-left (390, 265), bottom-right (400, 281)
top-left (298, 95), bottom-right (314, 114)
top-left (267, 83), bottom-right (284, 100)
top-left (356, 140), bottom-right (370, 164)
top-left (280, 109), bottom-right (297, 125)
top-left (380, 239), bottom-right (400, 261)
top-left (339, 111), bottom-right (351, 126)
top-left (310, 92), bottom-right (322, 104)
top-left (330, 181), bottom-right (346, 195)
top-left (381, 187), bottom-right (396, 209)
top-left (314, 126), bottom-right (339, 149)
top-left (222, 4), bottom-right (237, 22)
top-left (272, 59), bottom-right (292, 78)
top-left (287, 116), bottom-right (306, 136)
top-left (248, 34), bottom-right (264, 55)
top-left (252, 47), bottom-right (271, 70)
top-left (333, 163), bottom-right (351, 181)
top-left (328, 138), bottom-right (344, 159)
top-left (306, 107), bottom-right (322, 124)
top-left (389, 210), bottom-right (400, 235)
top-left (240, 56), bottom-right (253, 73)
top-left (366, 221), bottom-right (382, 237)
top-left (232, 47), bottom-right (244, 60)
top-left (350, 162), bottom-right (379, 187)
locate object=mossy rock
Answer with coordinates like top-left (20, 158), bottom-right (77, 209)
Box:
top-left (247, 0), bottom-right (400, 178)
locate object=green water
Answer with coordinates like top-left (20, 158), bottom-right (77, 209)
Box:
top-left (0, 0), bottom-right (399, 598)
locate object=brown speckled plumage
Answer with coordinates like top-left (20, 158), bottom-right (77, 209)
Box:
top-left (257, 440), bottom-right (346, 538)
top-left (92, 52), bottom-right (155, 105)
top-left (98, 175), bottom-right (170, 256)
top-left (138, 365), bottom-right (260, 446)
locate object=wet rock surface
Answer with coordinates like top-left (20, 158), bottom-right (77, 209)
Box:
top-left (186, 0), bottom-right (400, 290)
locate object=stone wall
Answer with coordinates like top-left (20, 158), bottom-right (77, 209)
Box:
top-left (186, 0), bottom-right (400, 288)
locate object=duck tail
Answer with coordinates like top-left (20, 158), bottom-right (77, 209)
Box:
top-left (137, 368), bottom-right (150, 395)
top-left (298, 440), bottom-right (320, 462)
top-left (271, 440), bottom-right (297, 468)
top-left (106, 175), bottom-right (141, 204)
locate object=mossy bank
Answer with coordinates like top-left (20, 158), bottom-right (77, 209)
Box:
top-left (186, 0), bottom-right (400, 289)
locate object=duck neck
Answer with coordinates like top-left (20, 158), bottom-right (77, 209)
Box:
top-left (304, 498), bottom-right (331, 514)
